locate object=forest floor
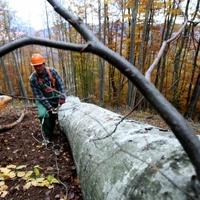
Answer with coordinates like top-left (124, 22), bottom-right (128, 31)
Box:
top-left (0, 103), bottom-right (200, 200)
top-left (0, 105), bottom-right (82, 200)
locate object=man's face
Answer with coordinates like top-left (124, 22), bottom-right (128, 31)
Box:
top-left (33, 63), bottom-right (45, 75)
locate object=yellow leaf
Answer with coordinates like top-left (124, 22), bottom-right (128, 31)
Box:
top-left (8, 171), bottom-right (16, 179)
top-left (0, 168), bottom-right (11, 174)
top-left (33, 167), bottom-right (40, 177)
top-left (0, 190), bottom-right (8, 198)
top-left (39, 180), bottom-right (50, 187)
top-left (23, 182), bottom-right (32, 190)
top-left (31, 180), bottom-right (38, 186)
top-left (0, 184), bottom-right (8, 192)
top-left (17, 171), bottom-right (26, 178)
top-left (47, 175), bottom-right (59, 184)
top-left (16, 165), bottom-right (27, 170)
top-left (35, 177), bottom-right (45, 183)
top-left (6, 165), bottom-right (16, 169)
top-left (0, 181), bottom-right (5, 187)
top-left (34, 165), bottom-right (42, 169)
top-left (48, 185), bottom-right (54, 189)
top-left (24, 171), bottom-right (33, 179)
top-left (15, 185), bottom-right (20, 190)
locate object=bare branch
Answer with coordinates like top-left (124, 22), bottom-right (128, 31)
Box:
top-left (145, 19), bottom-right (188, 81)
top-left (0, 37), bottom-right (89, 57)
top-left (0, 110), bottom-right (25, 132)
top-left (45, 0), bottom-right (200, 181)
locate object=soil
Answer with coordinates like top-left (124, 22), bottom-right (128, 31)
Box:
top-left (0, 106), bottom-right (82, 200)
top-left (1, 104), bottom-right (200, 200)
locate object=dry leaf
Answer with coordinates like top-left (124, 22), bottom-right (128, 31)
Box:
top-left (17, 171), bottom-right (26, 178)
top-left (24, 171), bottom-right (33, 179)
top-left (23, 182), bottom-right (32, 190)
top-left (6, 165), bottom-right (16, 169)
top-left (8, 171), bottom-right (16, 179)
top-left (0, 168), bottom-right (11, 174)
top-left (0, 181), bottom-right (5, 187)
top-left (0, 190), bottom-right (8, 198)
top-left (16, 165), bottom-right (27, 170)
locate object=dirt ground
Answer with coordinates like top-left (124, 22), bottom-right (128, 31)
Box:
top-left (0, 106), bottom-right (82, 200)
top-left (1, 104), bottom-right (200, 200)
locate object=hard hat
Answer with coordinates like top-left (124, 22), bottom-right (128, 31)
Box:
top-left (30, 53), bottom-right (45, 66)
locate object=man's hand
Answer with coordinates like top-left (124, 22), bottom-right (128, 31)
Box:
top-left (58, 98), bottom-right (65, 105)
top-left (48, 107), bottom-right (58, 114)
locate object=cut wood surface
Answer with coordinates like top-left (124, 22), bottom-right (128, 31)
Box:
top-left (60, 96), bottom-right (198, 199)
top-left (0, 95), bottom-right (12, 110)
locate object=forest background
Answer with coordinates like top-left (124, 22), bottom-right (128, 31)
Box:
top-left (0, 0), bottom-right (199, 120)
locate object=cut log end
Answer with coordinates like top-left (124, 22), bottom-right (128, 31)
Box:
top-left (0, 95), bottom-right (12, 110)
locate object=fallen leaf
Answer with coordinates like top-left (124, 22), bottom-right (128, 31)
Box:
top-left (0, 190), bottom-right (8, 198)
top-left (15, 185), bottom-right (20, 190)
top-left (33, 167), bottom-right (40, 177)
top-left (16, 165), bottom-right (27, 170)
top-left (35, 177), bottom-right (45, 183)
top-left (0, 181), bottom-right (5, 187)
top-left (0, 168), bottom-right (11, 174)
top-left (47, 175), bottom-right (60, 184)
top-left (17, 171), bottom-right (26, 178)
top-left (6, 165), bottom-right (16, 169)
top-left (38, 180), bottom-right (50, 187)
top-left (0, 184), bottom-right (8, 192)
top-left (8, 171), bottom-right (16, 179)
top-left (23, 182), bottom-right (32, 190)
top-left (24, 171), bottom-right (33, 179)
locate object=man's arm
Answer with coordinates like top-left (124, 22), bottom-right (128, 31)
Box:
top-left (52, 69), bottom-right (66, 102)
top-left (30, 77), bottom-right (53, 110)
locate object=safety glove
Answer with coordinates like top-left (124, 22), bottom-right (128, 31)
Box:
top-left (49, 107), bottom-right (58, 114)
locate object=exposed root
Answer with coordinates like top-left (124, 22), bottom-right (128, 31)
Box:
top-left (0, 110), bottom-right (25, 132)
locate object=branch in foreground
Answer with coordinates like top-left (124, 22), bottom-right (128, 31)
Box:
top-left (46, 0), bottom-right (200, 182)
top-left (0, 37), bottom-right (90, 57)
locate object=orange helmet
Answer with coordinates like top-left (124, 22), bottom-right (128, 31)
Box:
top-left (30, 53), bottom-right (45, 66)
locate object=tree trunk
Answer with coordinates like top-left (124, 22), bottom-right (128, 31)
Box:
top-left (58, 96), bottom-right (198, 200)
top-left (185, 73), bottom-right (200, 119)
top-left (97, 0), bottom-right (105, 106)
top-left (0, 58), bottom-right (14, 95)
top-left (127, 0), bottom-right (139, 107)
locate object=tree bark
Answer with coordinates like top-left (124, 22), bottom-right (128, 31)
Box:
top-left (58, 96), bottom-right (198, 200)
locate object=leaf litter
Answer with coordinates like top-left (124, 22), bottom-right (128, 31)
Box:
top-left (0, 107), bottom-right (82, 200)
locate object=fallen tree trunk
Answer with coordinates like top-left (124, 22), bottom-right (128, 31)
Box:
top-left (58, 97), bottom-right (199, 200)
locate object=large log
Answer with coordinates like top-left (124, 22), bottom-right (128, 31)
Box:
top-left (58, 97), bottom-right (199, 200)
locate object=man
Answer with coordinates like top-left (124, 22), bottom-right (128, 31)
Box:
top-left (29, 53), bottom-right (66, 142)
